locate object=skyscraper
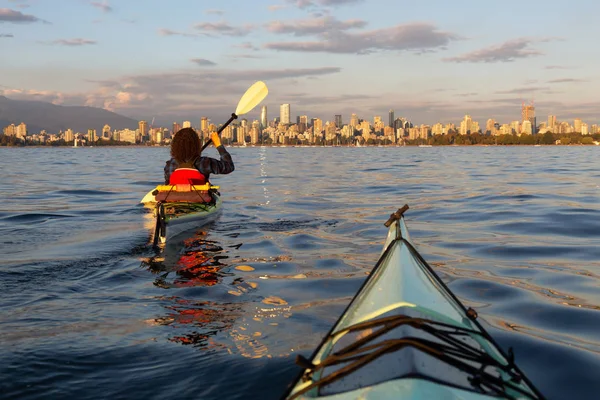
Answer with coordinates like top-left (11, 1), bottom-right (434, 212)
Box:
top-left (299, 115), bottom-right (308, 133)
top-left (280, 103), bottom-right (290, 124)
top-left (389, 110), bottom-right (395, 128)
top-left (138, 120), bottom-right (148, 137)
top-left (260, 106), bottom-right (268, 129)
top-left (460, 115), bottom-right (472, 135)
top-left (521, 102), bottom-right (536, 134)
top-left (574, 118), bottom-right (582, 133)
top-left (200, 117), bottom-right (209, 131)
top-left (335, 114), bottom-right (342, 127)
top-left (548, 115), bottom-right (556, 131)
top-left (182, 121), bottom-right (191, 128)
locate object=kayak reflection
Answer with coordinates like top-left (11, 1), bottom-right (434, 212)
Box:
top-left (141, 230), bottom-right (231, 288)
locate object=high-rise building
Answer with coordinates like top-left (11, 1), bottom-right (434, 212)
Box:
top-left (521, 120), bottom-right (532, 135)
top-left (521, 102), bottom-right (536, 134)
top-left (65, 129), bottom-right (74, 142)
top-left (200, 117), bottom-right (209, 131)
top-left (299, 115), bottom-right (308, 133)
top-left (138, 121), bottom-right (148, 137)
top-left (313, 118), bottom-right (323, 133)
top-left (574, 118), bottom-right (582, 133)
top-left (87, 129), bottom-right (96, 143)
top-left (350, 113), bottom-right (359, 128)
top-left (460, 115), bottom-right (472, 135)
top-left (260, 106), bottom-right (268, 129)
top-left (102, 124), bottom-right (111, 139)
top-left (182, 121), bottom-right (191, 128)
top-left (510, 120), bottom-right (520, 134)
top-left (389, 110), bottom-right (395, 128)
top-left (16, 122), bottom-right (27, 138)
top-left (486, 119), bottom-right (495, 134)
top-left (335, 114), bottom-right (342, 128)
top-left (280, 103), bottom-right (290, 124)
top-left (548, 115), bottom-right (556, 131)
top-left (173, 122), bottom-right (181, 134)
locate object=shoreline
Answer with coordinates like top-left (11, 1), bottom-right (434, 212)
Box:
top-left (1, 143), bottom-right (599, 148)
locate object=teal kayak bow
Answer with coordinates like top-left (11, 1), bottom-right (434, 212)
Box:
top-left (282, 205), bottom-right (545, 400)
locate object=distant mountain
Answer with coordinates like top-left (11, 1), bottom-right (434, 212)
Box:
top-left (0, 96), bottom-right (138, 134)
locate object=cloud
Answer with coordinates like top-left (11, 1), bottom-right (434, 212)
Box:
top-left (265, 22), bottom-right (461, 54)
top-left (205, 9), bottom-right (224, 15)
top-left (547, 78), bottom-right (587, 83)
top-left (42, 38), bottom-right (97, 46)
top-left (194, 21), bottom-right (254, 37)
top-left (266, 16), bottom-right (366, 36)
top-left (286, 0), bottom-right (364, 8)
top-left (226, 54), bottom-right (266, 59)
top-left (157, 28), bottom-right (199, 38)
top-left (0, 33), bottom-right (14, 37)
top-left (0, 8), bottom-right (44, 23)
top-left (1, 66), bottom-right (343, 123)
top-left (90, 1), bottom-right (112, 13)
top-left (191, 58), bottom-right (217, 66)
top-left (268, 4), bottom-right (288, 11)
top-left (443, 38), bottom-right (545, 63)
top-left (495, 86), bottom-right (550, 95)
top-left (545, 65), bottom-right (574, 70)
top-left (234, 41), bottom-right (259, 51)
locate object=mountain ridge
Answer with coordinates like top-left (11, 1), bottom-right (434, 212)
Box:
top-left (0, 96), bottom-right (139, 134)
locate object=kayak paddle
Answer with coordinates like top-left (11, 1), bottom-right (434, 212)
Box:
top-left (201, 80), bottom-right (269, 151)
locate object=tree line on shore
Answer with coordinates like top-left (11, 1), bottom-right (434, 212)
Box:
top-left (2, 131), bottom-right (599, 147)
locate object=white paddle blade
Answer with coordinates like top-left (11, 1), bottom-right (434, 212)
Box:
top-left (235, 81), bottom-right (269, 116)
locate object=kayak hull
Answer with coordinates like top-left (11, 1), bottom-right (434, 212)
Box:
top-left (141, 188), bottom-right (222, 244)
top-left (282, 206), bottom-right (543, 400)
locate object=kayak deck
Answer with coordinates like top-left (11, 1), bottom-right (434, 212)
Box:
top-left (141, 187), bottom-right (222, 245)
top-left (283, 205), bottom-right (545, 400)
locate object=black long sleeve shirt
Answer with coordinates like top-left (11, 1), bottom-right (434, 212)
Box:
top-left (164, 145), bottom-right (235, 184)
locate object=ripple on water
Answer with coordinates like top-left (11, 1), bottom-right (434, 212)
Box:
top-left (1, 147), bottom-right (600, 400)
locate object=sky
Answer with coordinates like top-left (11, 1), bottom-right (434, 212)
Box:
top-left (1, 0), bottom-right (600, 127)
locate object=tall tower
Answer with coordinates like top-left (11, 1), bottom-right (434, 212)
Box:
top-left (280, 103), bottom-right (290, 125)
top-left (299, 115), bottom-right (308, 133)
top-left (521, 101), bottom-right (536, 134)
top-left (334, 114), bottom-right (342, 127)
top-left (574, 118), bottom-right (582, 133)
top-left (138, 120), bottom-right (148, 137)
top-left (548, 115), bottom-right (556, 131)
top-left (260, 106), bottom-right (268, 129)
top-left (389, 109), bottom-right (395, 128)
top-left (350, 113), bottom-right (359, 128)
top-left (200, 117), bottom-right (209, 132)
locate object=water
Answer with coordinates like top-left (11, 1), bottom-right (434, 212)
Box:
top-left (1, 146), bottom-right (599, 400)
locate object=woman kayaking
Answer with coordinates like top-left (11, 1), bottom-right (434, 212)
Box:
top-left (164, 127), bottom-right (235, 185)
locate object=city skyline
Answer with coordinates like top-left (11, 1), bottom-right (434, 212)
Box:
top-left (1, 0), bottom-right (600, 125)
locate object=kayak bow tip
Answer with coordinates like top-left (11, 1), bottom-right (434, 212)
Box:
top-left (384, 204), bottom-right (410, 227)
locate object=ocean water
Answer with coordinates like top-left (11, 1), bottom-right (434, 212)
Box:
top-left (1, 146), bottom-right (599, 400)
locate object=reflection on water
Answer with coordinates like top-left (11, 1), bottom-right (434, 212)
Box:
top-left (1, 147), bottom-right (600, 400)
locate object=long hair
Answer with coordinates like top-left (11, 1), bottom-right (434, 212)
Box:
top-left (170, 128), bottom-right (201, 163)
